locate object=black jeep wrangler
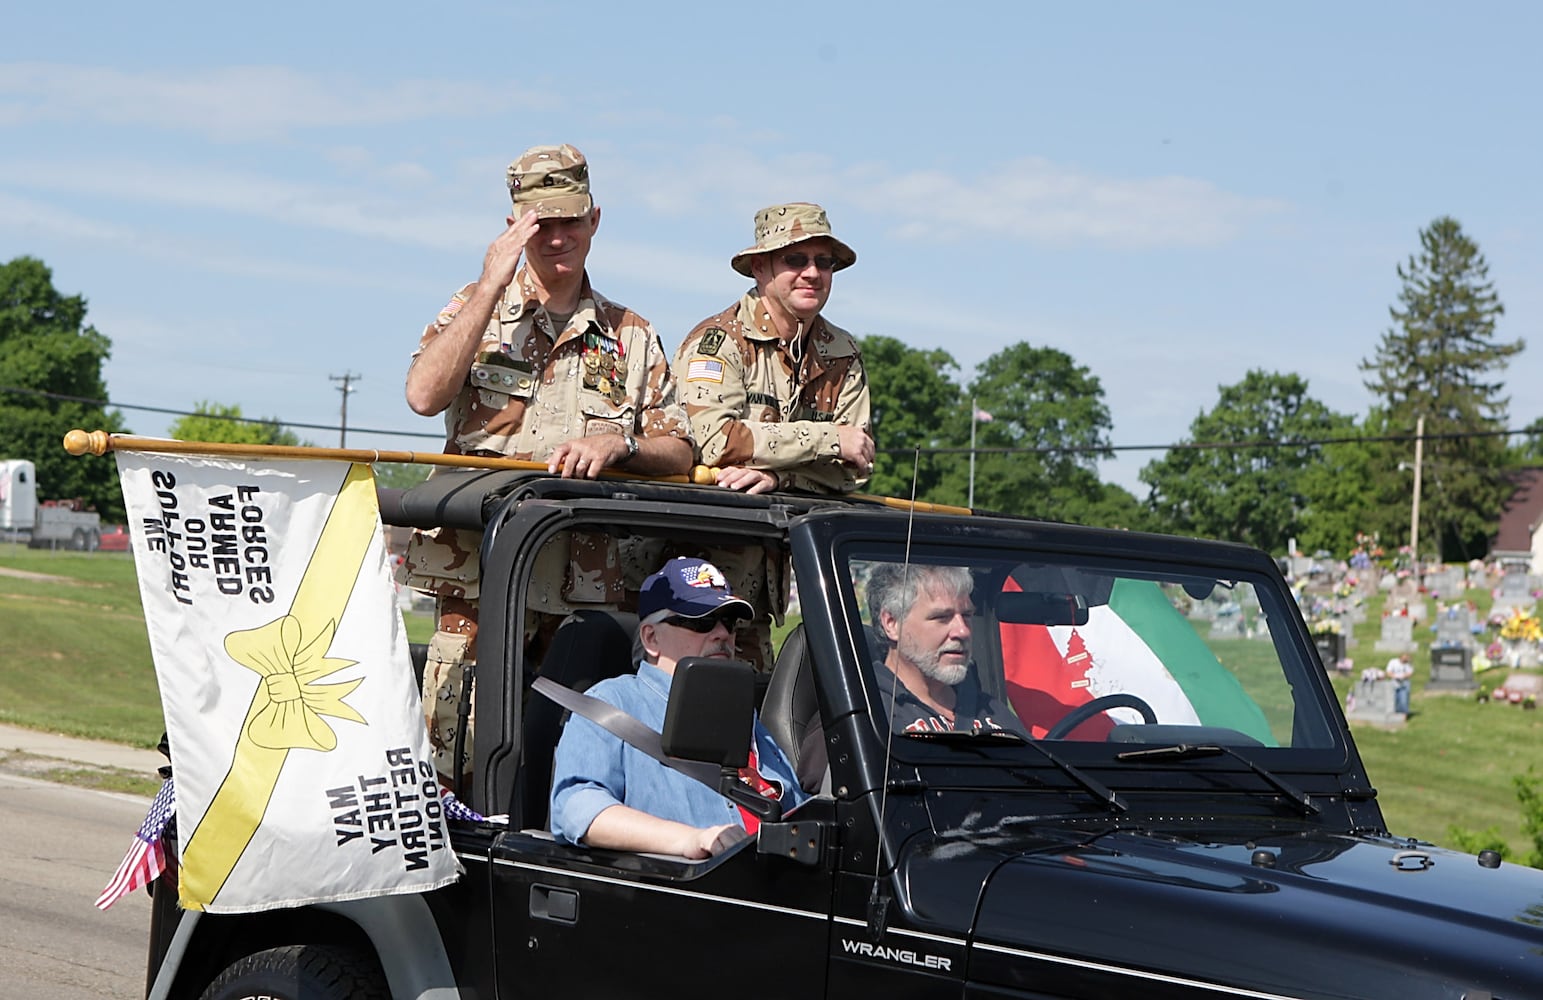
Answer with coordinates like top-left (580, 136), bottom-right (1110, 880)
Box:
top-left (144, 470), bottom-right (1543, 999)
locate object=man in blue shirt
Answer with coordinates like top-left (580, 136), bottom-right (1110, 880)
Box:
top-left (550, 557), bottom-right (807, 858)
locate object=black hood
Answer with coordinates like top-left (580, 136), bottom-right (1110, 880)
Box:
top-left (897, 827), bottom-right (1543, 999)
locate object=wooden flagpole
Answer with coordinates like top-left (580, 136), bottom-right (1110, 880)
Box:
top-left (64, 429), bottom-right (713, 485)
top-left (64, 429), bottom-right (969, 514)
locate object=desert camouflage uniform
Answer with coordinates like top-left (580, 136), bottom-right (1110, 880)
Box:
top-left (403, 266), bottom-right (691, 778)
top-left (674, 289), bottom-right (871, 494)
top-left (672, 290), bottom-right (868, 667)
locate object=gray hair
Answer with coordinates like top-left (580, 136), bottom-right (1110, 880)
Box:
top-left (865, 563), bottom-right (975, 647)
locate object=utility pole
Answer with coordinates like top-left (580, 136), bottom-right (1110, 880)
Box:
top-left (1411, 414), bottom-right (1424, 583)
top-left (330, 373), bottom-right (360, 447)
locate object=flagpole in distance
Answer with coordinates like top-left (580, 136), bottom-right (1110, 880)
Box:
top-left (63, 429), bottom-right (713, 484)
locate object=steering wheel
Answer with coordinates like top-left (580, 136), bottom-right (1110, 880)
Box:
top-left (1044, 693), bottom-right (1158, 740)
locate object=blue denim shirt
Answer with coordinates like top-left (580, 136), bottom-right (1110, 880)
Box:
top-left (549, 663), bottom-right (809, 846)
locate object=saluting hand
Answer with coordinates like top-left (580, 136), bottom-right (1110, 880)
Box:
top-left (481, 209), bottom-right (540, 289)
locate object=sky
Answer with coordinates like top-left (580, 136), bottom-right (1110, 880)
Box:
top-left (4, 1), bottom-right (1541, 495)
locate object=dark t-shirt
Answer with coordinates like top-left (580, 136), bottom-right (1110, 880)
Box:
top-left (875, 662), bottom-right (1023, 734)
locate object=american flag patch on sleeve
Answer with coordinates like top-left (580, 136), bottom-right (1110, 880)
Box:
top-left (686, 358), bottom-right (724, 383)
top-left (439, 297), bottom-right (465, 319)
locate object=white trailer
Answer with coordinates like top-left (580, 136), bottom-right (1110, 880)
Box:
top-left (1, 459), bottom-right (101, 550)
top-left (1, 458), bottom-right (38, 532)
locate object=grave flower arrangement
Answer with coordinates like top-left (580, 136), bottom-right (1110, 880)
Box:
top-left (1499, 608), bottom-right (1542, 642)
top-left (1311, 618), bottom-right (1342, 635)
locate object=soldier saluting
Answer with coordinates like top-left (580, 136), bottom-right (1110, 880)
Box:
top-left (402, 143), bottom-right (692, 782)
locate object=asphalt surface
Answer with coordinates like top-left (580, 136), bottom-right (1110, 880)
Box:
top-left (0, 740), bottom-right (159, 999)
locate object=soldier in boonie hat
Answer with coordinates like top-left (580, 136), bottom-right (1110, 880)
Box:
top-left (729, 202), bottom-right (857, 277)
top-left (506, 143), bottom-right (594, 220)
top-left (671, 198), bottom-right (874, 500)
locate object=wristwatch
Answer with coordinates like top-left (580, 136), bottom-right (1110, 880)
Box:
top-left (619, 433), bottom-right (640, 464)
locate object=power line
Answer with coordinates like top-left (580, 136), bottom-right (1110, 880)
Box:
top-left (0, 385), bottom-right (441, 440)
top-left (882, 426), bottom-right (1530, 458)
top-left (4, 383), bottom-right (1540, 456)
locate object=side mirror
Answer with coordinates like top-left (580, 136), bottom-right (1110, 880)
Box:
top-left (661, 657), bottom-right (755, 768)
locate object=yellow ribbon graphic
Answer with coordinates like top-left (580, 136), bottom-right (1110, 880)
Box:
top-left (179, 462), bottom-right (377, 910)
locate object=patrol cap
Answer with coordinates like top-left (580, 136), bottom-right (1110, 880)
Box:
top-left (730, 202), bottom-right (857, 277)
top-left (638, 558), bottom-right (754, 624)
top-left (506, 143), bottom-right (593, 219)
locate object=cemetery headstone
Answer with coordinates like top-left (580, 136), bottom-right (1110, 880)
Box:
top-left (1427, 646), bottom-right (1476, 693)
top-left (1209, 616), bottom-right (1245, 640)
top-left (1314, 632), bottom-right (1347, 669)
top-left (1493, 572), bottom-right (1534, 614)
top-left (1345, 672), bottom-right (1406, 725)
top-left (1433, 607), bottom-right (1475, 650)
top-left (1334, 615), bottom-right (1358, 647)
top-left (1426, 567), bottom-right (1464, 599)
top-left (1374, 615), bottom-right (1416, 653)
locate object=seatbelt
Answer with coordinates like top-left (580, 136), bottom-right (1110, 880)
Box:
top-left (532, 676), bottom-right (724, 788)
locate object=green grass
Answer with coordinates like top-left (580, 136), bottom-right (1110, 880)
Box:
top-left (0, 542), bottom-right (435, 746)
top-left (4, 544), bottom-right (1539, 859)
top-left (1322, 583), bottom-right (1543, 859)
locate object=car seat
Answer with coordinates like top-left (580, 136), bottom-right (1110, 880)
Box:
top-left (517, 608), bottom-right (639, 830)
top-left (760, 623), bottom-right (827, 793)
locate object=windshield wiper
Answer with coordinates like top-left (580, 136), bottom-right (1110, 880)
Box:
top-left (1114, 744), bottom-right (1320, 816)
top-left (903, 730), bottom-right (1128, 813)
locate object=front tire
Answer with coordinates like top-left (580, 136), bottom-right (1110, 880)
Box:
top-left (199, 944), bottom-right (387, 1000)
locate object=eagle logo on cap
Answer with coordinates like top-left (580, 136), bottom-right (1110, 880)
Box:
top-left (683, 563), bottom-right (728, 588)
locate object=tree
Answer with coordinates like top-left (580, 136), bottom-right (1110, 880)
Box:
top-left (1507, 415), bottom-right (1543, 466)
top-left (965, 344), bottom-right (1115, 524)
top-left (1295, 424), bottom-right (1381, 558)
top-left (167, 401), bottom-right (304, 447)
top-left (373, 462), bottom-right (431, 490)
top-left (1140, 370), bottom-right (1346, 554)
top-left (0, 256), bottom-right (126, 518)
top-left (860, 335), bottom-right (965, 502)
top-left (1361, 217), bottom-right (1522, 561)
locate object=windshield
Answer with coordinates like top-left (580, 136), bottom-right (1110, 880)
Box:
top-left (843, 544), bottom-right (1336, 752)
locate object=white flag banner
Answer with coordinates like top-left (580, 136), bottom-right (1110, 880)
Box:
top-left (116, 452), bottom-right (459, 914)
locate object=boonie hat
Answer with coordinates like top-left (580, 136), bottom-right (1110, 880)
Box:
top-left (506, 143), bottom-right (593, 219)
top-left (730, 202), bottom-right (857, 277)
top-left (639, 558), bottom-right (754, 624)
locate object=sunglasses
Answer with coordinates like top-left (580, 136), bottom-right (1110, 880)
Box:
top-left (780, 251), bottom-right (837, 272)
top-left (660, 612), bottom-right (745, 633)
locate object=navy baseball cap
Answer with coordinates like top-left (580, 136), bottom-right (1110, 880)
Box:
top-left (638, 558), bottom-right (754, 624)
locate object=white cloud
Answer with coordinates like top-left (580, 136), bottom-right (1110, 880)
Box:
top-left (607, 143), bottom-right (1287, 250)
top-left (0, 159), bottom-right (484, 251)
top-left (0, 63), bottom-right (531, 140)
top-left (853, 157), bottom-right (1289, 249)
top-left (0, 191), bottom-right (434, 292)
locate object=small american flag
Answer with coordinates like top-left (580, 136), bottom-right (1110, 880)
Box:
top-left (973, 408), bottom-right (994, 423)
top-left (96, 778), bottom-right (176, 910)
top-left (686, 358), bottom-right (724, 383)
top-left (440, 790), bottom-right (485, 823)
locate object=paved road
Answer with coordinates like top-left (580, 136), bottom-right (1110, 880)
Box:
top-left (0, 773), bottom-right (152, 999)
